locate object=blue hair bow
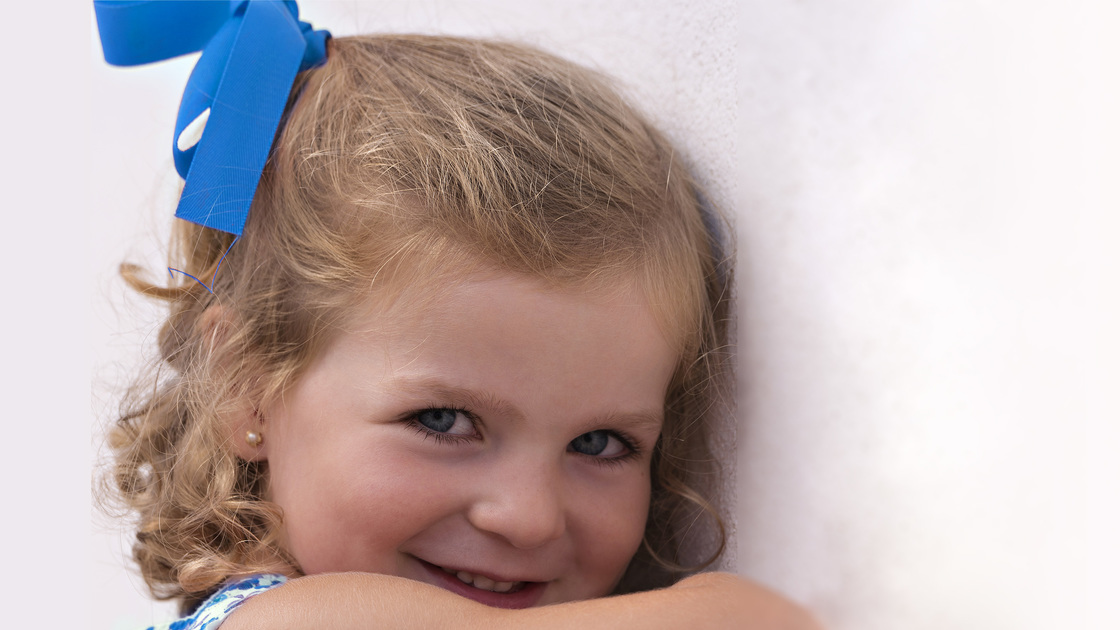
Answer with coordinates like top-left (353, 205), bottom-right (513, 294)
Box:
top-left (94, 0), bottom-right (330, 236)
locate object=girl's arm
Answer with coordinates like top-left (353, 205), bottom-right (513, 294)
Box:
top-left (221, 571), bottom-right (821, 630)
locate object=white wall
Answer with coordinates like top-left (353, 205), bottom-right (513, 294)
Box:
top-left (734, 3), bottom-right (1118, 629)
top-left (3, 1), bottom-right (1112, 628)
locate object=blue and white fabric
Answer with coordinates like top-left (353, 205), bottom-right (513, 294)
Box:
top-left (146, 574), bottom-right (288, 630)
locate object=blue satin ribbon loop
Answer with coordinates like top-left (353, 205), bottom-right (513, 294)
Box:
top-left (93, 1), bottom-right (233, 66)
top-left (93, 0), bottom-right (331, 236)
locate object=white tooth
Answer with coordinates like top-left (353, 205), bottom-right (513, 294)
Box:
top-left (493, 581), bottom-right (514, 593)
top-left (456, 571), bottom-right (474, 584)
top-left (473, 575), bottom-right (496, 591)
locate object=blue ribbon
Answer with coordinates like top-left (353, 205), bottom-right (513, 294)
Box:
top-left (94, 1), bottom-right (330, 236)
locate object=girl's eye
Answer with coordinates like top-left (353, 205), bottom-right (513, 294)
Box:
top-left (568, 430), bottom-right (630, 458)
top-left (413, 408), bottom-right (475, 436)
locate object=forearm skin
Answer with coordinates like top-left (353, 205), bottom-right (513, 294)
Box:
top-left (222, 571), bottom-right (822, 630)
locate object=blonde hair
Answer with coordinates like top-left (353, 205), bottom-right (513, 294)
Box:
top-left (106, 34), bottom-right (732, 610)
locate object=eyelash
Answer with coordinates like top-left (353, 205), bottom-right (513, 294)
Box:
top-left (403, 407), bottom-right (644, 467)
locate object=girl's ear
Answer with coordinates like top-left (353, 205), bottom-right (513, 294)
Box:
top-left (197, 305), bottom-right (269, 462)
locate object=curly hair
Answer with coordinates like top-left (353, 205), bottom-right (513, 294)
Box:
top-left (104, 34), bottom-right (732, 612)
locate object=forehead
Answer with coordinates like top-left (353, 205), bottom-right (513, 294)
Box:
top-left (343, 268), bottom-right (665, 353)
top-left (325, 195), bottom-right (703, 365)
top-left (319, 270), bottom-right (679, 422)
top-left (334, 248), bottom-right (696, 365)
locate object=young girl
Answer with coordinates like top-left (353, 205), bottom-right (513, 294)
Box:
top-left (96, 2), bottom-right (818, 628)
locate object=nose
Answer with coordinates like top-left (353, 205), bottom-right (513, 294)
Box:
top-left (466, 456), bottom-right (567, 550)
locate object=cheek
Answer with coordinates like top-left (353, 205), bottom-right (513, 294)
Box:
top-left (267, 431), bottom-right (452, 573)
top-left (573, 472), bottom-right (652, 589)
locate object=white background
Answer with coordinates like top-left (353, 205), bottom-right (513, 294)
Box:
top-left (1, 1), bottom-right (1115, 628)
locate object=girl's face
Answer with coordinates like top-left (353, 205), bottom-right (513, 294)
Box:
top-left (259, 271), bottom-right (677, 608)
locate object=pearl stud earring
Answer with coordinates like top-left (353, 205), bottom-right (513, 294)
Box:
top-left (245, 430), bottom-right (263, 447)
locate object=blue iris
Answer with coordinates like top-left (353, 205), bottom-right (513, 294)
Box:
top-left (570, 431), bottom-right (610, 455)
top-left (416, 409), bottom-right (458, 433)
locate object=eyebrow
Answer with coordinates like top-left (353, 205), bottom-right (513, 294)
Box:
top-left (382, 376), bottom-right (664, 434)
top-left (386, 376), bottom-right (521, 419)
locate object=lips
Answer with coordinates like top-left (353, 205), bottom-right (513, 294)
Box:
top-left (417, 559), bottom-right (547, 608)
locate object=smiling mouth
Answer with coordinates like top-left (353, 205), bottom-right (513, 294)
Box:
top-left (417, 559), bottom-right (546, 608)
top-left (437, 565), bottom-right (525, 594)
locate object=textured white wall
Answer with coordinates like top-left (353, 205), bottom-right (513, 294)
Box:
top-left (4, 1), bottom-right (1112, 628)
top-left (734, 3), bottom-right (1118, 629)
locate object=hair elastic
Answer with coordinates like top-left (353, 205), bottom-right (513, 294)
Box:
top-left (694, 188), bottom-right (730, 288)
top-left (93, 0), bottom-right (331, 237)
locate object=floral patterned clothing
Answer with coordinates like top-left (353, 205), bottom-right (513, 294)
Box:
top-left (146, 574), bottom-right (288, 630)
